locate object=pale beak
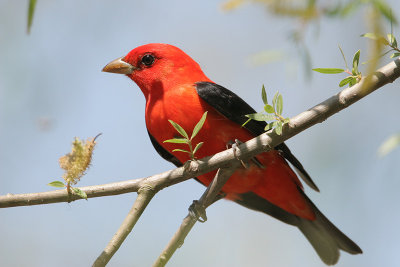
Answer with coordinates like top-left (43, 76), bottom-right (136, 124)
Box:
top-left (102, 57), bottom-right (136, 74)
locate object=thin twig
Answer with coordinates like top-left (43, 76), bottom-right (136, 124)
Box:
top-left (92, 185), bottom-right (157, 267)
top-left (152, 165), bottom-right (239, 267)
top-left (0, 58), bottom-right (399, 209)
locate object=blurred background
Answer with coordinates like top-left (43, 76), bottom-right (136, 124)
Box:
top-left (1, 1), bottom-right (400, 266)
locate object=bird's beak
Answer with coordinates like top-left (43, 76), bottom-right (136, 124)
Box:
top-left (102, 57), bottom-right (135, 74)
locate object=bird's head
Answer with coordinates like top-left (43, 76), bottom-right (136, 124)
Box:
top-left (103, 43), bottom-right (210, 97)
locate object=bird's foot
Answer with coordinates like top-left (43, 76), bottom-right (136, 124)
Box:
top-left (189, 200), bottom-right (207, 223)
top-left (226, 139), bottom-right (265, 169)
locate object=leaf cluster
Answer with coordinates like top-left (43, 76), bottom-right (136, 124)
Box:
top-left (361, 32), bottom-right (400, 58)
top-left (243, 85), bottom-right (290, 135)
top-left (164, 112), bottom-right (208, 160)
top-left (313, 48), bottom-right (362, 88)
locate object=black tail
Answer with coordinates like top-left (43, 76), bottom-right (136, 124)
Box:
top-left (234, 192), bottom-right (362, 265)
top-left (297, 192), bottom-right (362, 265)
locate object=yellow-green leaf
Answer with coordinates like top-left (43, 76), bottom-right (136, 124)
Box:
top-left (168, 120), bottom-right (189, 139)
top-left (72, 188), bottom-right (87, 200)
top-left (261, 85), bottom-right (268, 105)
top-left (193, 142), bottom-right (204, 155)
top-left (373, 0), bottom-right (397, 25)
top-left (241, 118), bottom-right (252, 127)
top-left (27, 0), bottom-right (37, 34)
top-left (276, 94), bottom-right (283, 115)
top-left (361, 33), bottom-right (389, 45)
top-left (191, 111), bottom-right (208, 140)
top-left (352, 50), bottom-right (360, 75)
top-left (264, 104), bottom-right (274, 114)
top-left (274, 122), bottom-right (283, 135)
top-left (312, 68), bottom-right (345, 74)
top-left (246, 113), bottom-right (275, 122)
top-left (339, 76), bottom-right (355, 87)
top-left (390, 52), bottom-right (400, 58)
top-left (163, 138), bottom-right (188, 144)
top-left (172, 148), bottom-right (191, 154)
top-left (378, 134), bottom-right (400, 157)
top-left (48, 181), bottom-right (65, 188)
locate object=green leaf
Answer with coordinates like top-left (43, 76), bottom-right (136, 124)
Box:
top-left (338, 45), bottom-right (349, 70)
top-left (361, 33), bottom-right (389, 45)
top-left (72, 188), bottom-right (88, 200)
top-left (172, 148), bottom-right (191, 154)
top-left (272, 92), bottom-right (279, 110)
top-left (387, 34), bottom-right (397, 47)
top-left (390, 52), bottom-right (400, 58)
top-left (264, 104), bottom-right (275, 113)
top-left (261, 85), bottom-right (268, 105)
top-left (352, 50), bottom-right (360, 75)
top-left (349, 78), bottom-right (357, 87)
top-left (163, 138), bottom-right (188, 144)
top-left (241, 118), bottom-right (252, 127)
top-left (378, 133), bottom-right (400, 157)
top-left (339, 76), bottom-right (355, 87)
top-left (266, 121), bottom-right (280, 131)
top-left (191, 111), bottom-right (208, 140)
top-left (392, 36), bottom-right (398, 48)
top-left (246, 113), bottom-right (275, 122)
top-left (274, 122), bottom-right (283, 135)
top-left (193, 142), bottom-right (204, 155)
top-left (168, 120), bottom-right (189, 139)
top-left (283, 118), bottom-right (290, 123)
top-left (27, 0), bottom-right (37, 34)
top-left (373, 0), bottom-right (397, 25)
top-left (339, 0), bottom-right (361, 17)
top-left (264, 122), bottom-right (274, 131)
top-left (276, 94), bottom-right (283, 115)
top-left (48, 181), bottom-right (65, 188)
top-left (312, 68), bottom-right (345, 74)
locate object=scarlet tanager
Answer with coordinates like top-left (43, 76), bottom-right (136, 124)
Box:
top-left (103, 43), bottom-right (362, 265)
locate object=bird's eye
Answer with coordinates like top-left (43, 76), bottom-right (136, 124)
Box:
top-left (141, 54), bottom-right (155, 67)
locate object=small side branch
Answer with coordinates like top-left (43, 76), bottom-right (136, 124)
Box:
top-left (152, 164), bottom-right (239, 267)
top-left (92, 185), bottom-right (156, 267)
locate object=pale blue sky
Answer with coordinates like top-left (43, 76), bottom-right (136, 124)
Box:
top-left (1, 1), bottom-right (400, 266)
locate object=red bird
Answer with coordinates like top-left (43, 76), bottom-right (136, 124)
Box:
top-left (103, 43), bottom-right (362, 265)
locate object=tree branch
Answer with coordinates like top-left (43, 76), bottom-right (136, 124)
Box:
top-left (92, 185), bottom-right (156, 267)
top-left (0, 58), bottom-right (399, 209)
top-left (152, 165), bottom-right (239, 267)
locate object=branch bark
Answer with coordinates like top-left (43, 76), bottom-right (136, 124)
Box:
top-left (152, 165), bottom-right (239, 267)
top-left (1, 58), bottom-right (398, 209)
top-left (92, 185), bottom-right (156, 267)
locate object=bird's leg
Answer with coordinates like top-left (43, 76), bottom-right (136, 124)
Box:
top-left (188, 192), bottom-right (226, 223)
top-left (226, 139), bottom-right (265, 169)
top-left (226, 140), bottom-right (249, 168)
top-left (188, 200), bottom-right (207, 222)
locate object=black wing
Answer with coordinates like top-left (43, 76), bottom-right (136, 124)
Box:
top-left (148, 130), bottom-right (182, 167)
top-left (195, 81), bottom-right (319, 191)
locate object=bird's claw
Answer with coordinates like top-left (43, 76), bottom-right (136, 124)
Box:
top-left (189, 200), bottom-right (207, 223)
top-left (226, 139), bottom-right (249, 168)
top-left (226, 139), bottom-right (265, 169)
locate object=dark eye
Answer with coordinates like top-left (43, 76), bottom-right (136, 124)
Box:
top-left (141, 54), bottom-right (155, 66)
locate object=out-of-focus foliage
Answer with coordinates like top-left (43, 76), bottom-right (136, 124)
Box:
top-left (27, 0), bottom-right (37, 34)
top-left (379, 134), bottom-right (400, 156)
top-left (223, 0), bottom-right (397, 77)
